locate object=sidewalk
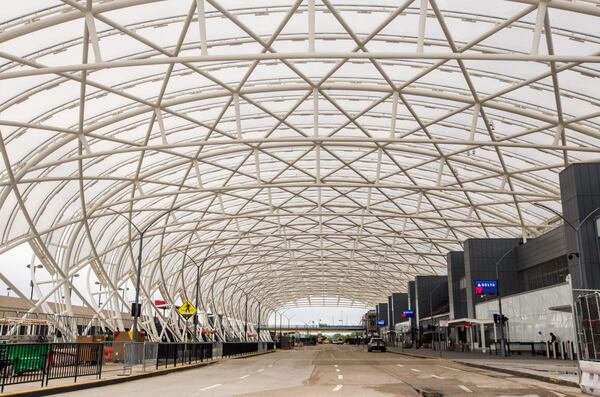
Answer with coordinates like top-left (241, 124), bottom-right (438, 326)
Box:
top-left (387, 346), bottom-right (579, 387)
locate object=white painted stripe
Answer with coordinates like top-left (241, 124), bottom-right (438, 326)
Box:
top-left (332, 385), bottom-right (343, 392)
top-left (337, 374), bottom-right (344, 380)
top-left (458, 385), bottom-right (472, 393)
top-left (549, 392), bottom-right (566, 397)
top-left (257, 368), bottom-right (265, 373)
top-left (411, 368), bottom-right (421, 373)
top-left (437, 365), bottom-right (461, 371)
top-left (334, 364), bottom-right (339, 368)
top-left (335, 368), bottom-right (340, 372)
top-left (200, 384), bottom-right (222, 391)
top-left (431, 374), bottom-right (445, 380)
top-left (239, 375), bottom-right (250, 379)
top-left (268, 364), bottom-right (273, 367)
top-left (396, 364), bottom-right (404, 367)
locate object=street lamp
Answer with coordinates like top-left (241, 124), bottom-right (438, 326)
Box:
top-left (94, 281), bottom-right (102, 307)
top-left (494, 245), bottom-right (521, 357)
top-left (6, 287), bottom-right (11, 297)
top-left (26, 264), bottom-right (43, 300)
top-left (68, 273), bottom-right (79, 298)
top-left (107, 207), bottom-right (179, 345)
top-left (533, 203), bottom-right (600, 288)
top-left (118, 287), bottom-right (129, 312)
top-left (429, 283), bottom-right (444, 356)
top-left (534, 202), bottom-right (600, 362)
top-left (178, 247), bottom-right (228, 342)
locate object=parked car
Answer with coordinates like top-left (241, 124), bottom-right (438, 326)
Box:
top-left (368, 337), bottom-right (386, 352)
top-left (333, 338), bottom-right (343, 345)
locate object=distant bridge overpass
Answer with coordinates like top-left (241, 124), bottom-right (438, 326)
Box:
top-left (261, 324), bottom-right (366, 333)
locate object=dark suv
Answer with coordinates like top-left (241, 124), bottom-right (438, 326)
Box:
top-left (367, 337), bottom-right (386, 352)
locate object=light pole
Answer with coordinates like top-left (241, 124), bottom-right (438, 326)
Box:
top-left (429, 283), bottom-right (443, 355)
top-left (6, 287), bottom-right (11, 297)
top-left (533, 203), bottom-right (600, 289)
top-left (118, 287), bottom-right (129, 312)
top-left (244, 292), bottom-right (248, 341)
top-left (494, 246), bottom-right (520, 357)
top-left (107, 207), bottom-right (178, 344)
top-left (26, 264), bottom-right (43, 300)
top-left (534, 203), bottom-right (600, 361)
top-left (94, 281), bottom-right (102, 307)
top-left (69, 274), bottom-right (79, 298)
top-left (257, 301), bottom-right (261, 341)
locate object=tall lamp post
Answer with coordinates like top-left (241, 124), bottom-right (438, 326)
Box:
top-left (429, 283), bottom-right (443, 355)
top-left (107, 207), bottom-right (178, 345)
top-left (494, 246), bottom-right (520, 357)
top-left (533, 203), bottom-right (600, 361)
top-left (26, 264), bottom-right (43, 300)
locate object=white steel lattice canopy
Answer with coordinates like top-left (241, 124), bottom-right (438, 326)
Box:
top-left (0, 0), bottom-right (599, 339)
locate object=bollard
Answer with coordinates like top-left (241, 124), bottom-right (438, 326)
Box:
top-left (546, 341), bottom-right (550, 358)
top-left (560, 341), bottom-right (564, 360)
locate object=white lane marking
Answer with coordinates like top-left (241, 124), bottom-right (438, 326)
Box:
top-left (458, 385), bottom-right (473, 393)
top-left (257, 368), bottom-right (265, 373)
top-left (438, 365), bottom-right (461, 372)
top-left (239, 375), bottom-right (250, 379)
top-left (200, 384), bottom-right (222, 391)
top-left (431, 375), bottom-right (445, 380)
top-left (410, 368), bottom-right (421, 373)
top-left (332, 385), bottom-right (343, 392)
top-left (396, 364), bottom-right (404, 367)
top-left (549, 392), bottom-right (566, 397)
top-left (334, 364), bottom-right (339, 368)
top-left (335, 368), bottom-right (341, 372)
top-left (337, 374), bottom-right (344, 380)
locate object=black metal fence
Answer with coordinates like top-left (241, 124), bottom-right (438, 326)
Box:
top-left (0, 343), bottom-right (102, 392)
top-left (222, 342), bottom-right (259, 357)
top-left (1, 341), bottom-right (272, 392)
top-left (156, 343), bottom-right (213, 369)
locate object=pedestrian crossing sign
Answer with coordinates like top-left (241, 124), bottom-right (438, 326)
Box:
top-left (177, 300), bottom-right (197, 318)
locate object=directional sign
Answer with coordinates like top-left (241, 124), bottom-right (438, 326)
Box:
top-left (177, 300), bottom-right (197, 318)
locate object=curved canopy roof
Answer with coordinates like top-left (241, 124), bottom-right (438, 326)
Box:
top-left (0, 0), bottom-right (599, 337)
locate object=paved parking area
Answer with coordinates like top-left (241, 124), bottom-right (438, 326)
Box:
top-left (53, 344), bottom-right (586, 396)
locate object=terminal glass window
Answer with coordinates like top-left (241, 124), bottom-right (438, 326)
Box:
top-left (519, 256), bottom-right (569, 291)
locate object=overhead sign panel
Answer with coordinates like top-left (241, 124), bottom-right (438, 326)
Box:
top-left (177, 300), bottom-right (197, 318)
top-left (401, 310), bottom-right (414, 318)
top-left (474, 280), bottom-right (497, 296)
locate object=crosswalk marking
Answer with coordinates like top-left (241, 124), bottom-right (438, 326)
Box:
top-left (396, 364), bottom-right (404, 367)
top-left (332, 385), bottom-right (343, 392)
top-left (458, 385), bottom-right (472, 393)
top-left (239, 375), bottom-right (250, 379)
top-left (338, 374), bottom-right (344, 380)
top-left (431, 374), bottom-right (445, 380)
top-left (411, 368), bottom-right (421, 373)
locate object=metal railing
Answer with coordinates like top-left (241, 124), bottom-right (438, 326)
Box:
top-left (0, 341), bottom-right (272, 392)
top-left (156, 343), bottom-right (213, 369)
top-left (0, 343), bottom-right (102, 392)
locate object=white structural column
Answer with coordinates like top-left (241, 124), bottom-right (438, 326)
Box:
top-left (417, 0), bottom-right (428, 53)
top-left (196, 0), bottom-right (209, 56)
top-left (531, 0), bottom-right (548, 55)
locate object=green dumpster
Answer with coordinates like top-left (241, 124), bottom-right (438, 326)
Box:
top-left (7, 344), bottom-right (50, 373)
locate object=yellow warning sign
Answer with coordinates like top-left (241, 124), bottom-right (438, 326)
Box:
top-left (177, 300), bottom-right (197, 318)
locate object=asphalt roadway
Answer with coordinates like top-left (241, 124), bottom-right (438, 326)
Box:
top-left (60, 344), bottom-right (585, 396)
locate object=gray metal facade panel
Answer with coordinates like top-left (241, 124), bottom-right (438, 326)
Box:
top-left (415, 275), bottom-right (448, 319)
top-left (560, 163), bottom-right (600, 289)
top-left (464, 238), bottom-right (521, 318)
top-left (516, 226), bottom-right (567, 271)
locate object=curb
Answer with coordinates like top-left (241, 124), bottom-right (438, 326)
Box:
top-left (1, 350), bottom-right (274, 397)
top-left (387, 349), bottom-right (579, 388)
top-left (458, 361), bottom-right (580, 388)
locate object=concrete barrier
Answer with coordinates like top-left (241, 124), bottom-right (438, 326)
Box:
top-left (580, 360), bottom-right (600, 395)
